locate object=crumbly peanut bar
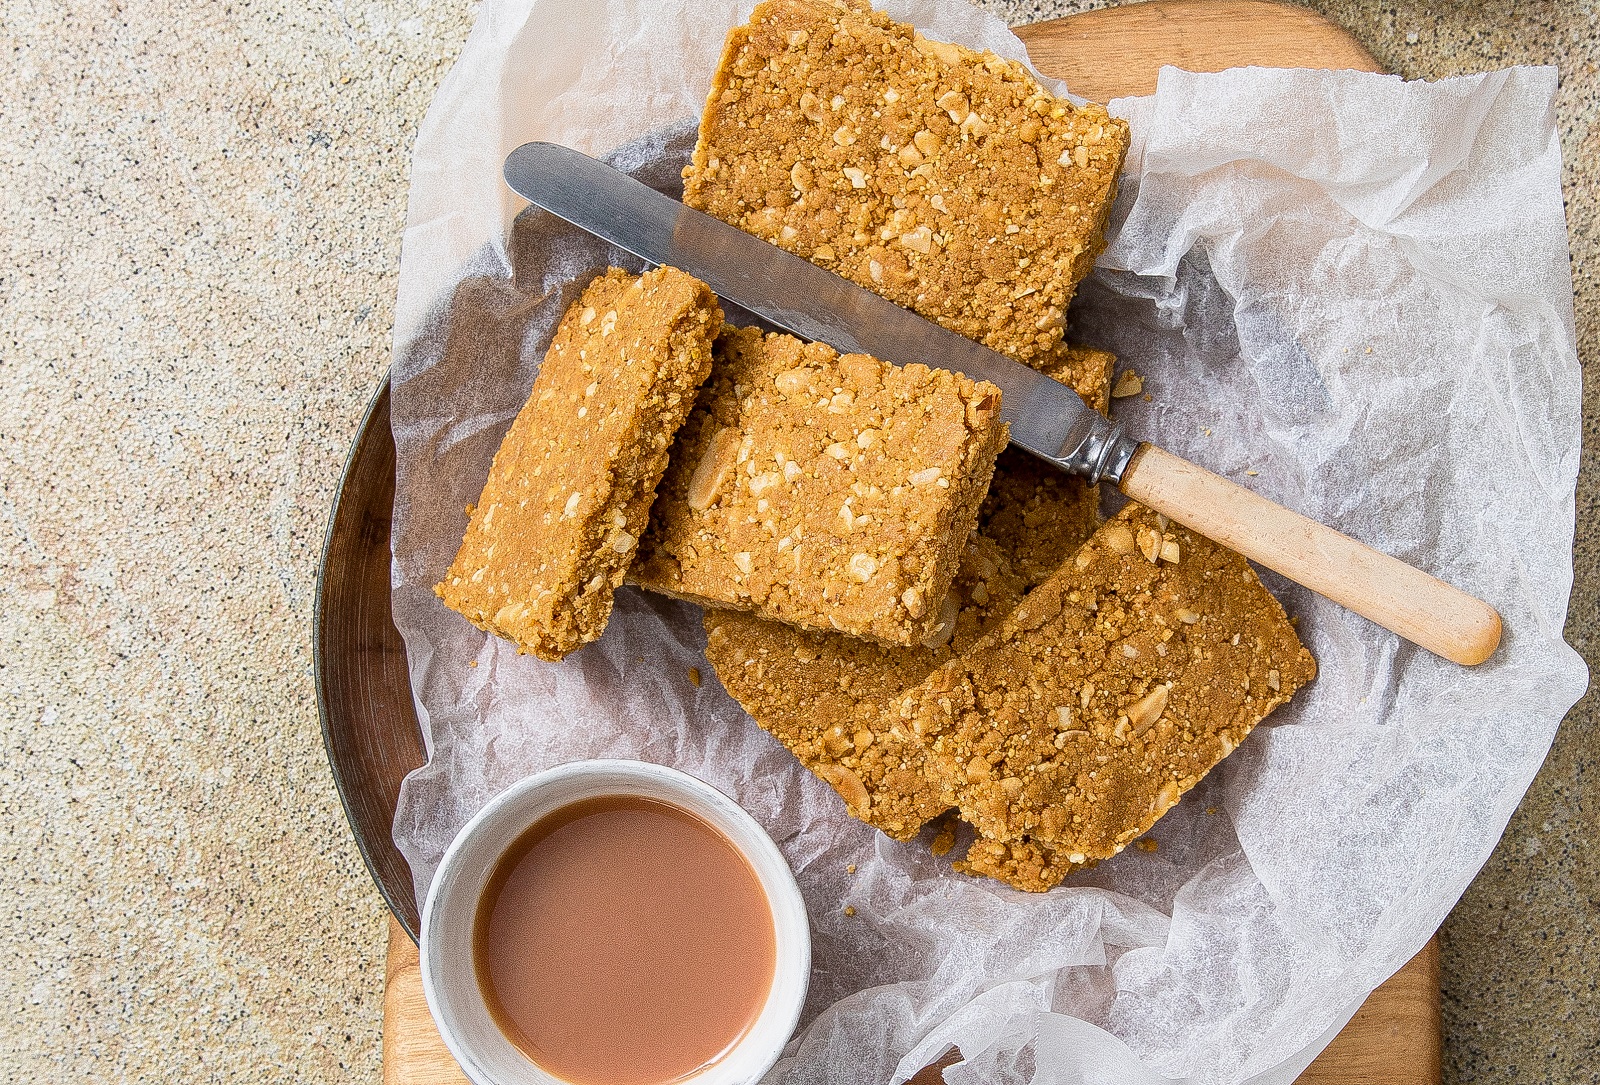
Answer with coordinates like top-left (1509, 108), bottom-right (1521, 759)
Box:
top-left (436, 268), bottom-right (722, 661)
top-left (702, 362), bottom-right (1107, 837)
top-left (683, 0), bottom-right (1130, 367)
top-left (635, 326), bottom-right (1007, 646)
top-left (895, 502), bottom-right (1316, 890)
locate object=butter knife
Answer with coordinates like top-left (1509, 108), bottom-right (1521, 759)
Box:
top-left (503, 141), bottom-right (1501, 666)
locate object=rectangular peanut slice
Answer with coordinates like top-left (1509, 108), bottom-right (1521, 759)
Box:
top-left (684, 0), bottom-right (1130, 367)
top-left (435, 267), bottom-right (722, 661)
top-left (896, 502), bottom-right (1316, 890)
top-left (635, 325), bottom-right (1007, 646)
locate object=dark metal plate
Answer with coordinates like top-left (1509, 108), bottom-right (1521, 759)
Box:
top-left (314, 378), bottom-right (426, 941)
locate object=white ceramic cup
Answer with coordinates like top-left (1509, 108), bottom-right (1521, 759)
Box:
top-left (420, 759), bottom-right (811, 1085)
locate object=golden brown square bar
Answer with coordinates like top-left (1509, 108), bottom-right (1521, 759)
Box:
top-left (702, 359), bottom-right (1108, 839)
top-left (683, 0), bottom-right (1130, 367)
top-left (435, 267), bottom-right (723, 661)
top-left (634, 326), bottom-right (1007, 647)
top-left (895, 502), bottom-right (1317, 890)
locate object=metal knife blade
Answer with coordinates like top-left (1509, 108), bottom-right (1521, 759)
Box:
top-left (503, 141), bottom-right (1139, 484)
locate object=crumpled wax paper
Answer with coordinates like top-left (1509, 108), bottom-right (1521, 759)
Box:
top-left (384, 1), bottom-right (1588, 1080)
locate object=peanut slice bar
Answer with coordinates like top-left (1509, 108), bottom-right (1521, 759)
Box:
top-left (635, 326), bottom-right (1007, 646)
top-left (896, 503), bottom-right (1316, 890)
top-left (702, 360), bottom-right (1109, 838)
top-left (436, 267), bottom-right (722, 661)
top-left (683, 0), bottom-right (1130, 367)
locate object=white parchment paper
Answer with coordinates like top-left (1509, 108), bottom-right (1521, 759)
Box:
top-left (385, 2), bottom-right (1588, 1080)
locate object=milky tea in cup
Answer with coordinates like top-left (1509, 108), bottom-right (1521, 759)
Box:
top-left (472, 794), bottom-right (778, 1085)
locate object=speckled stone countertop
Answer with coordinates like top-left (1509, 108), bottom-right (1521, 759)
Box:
top-left (1, 0), bottom-right (1592, 1080)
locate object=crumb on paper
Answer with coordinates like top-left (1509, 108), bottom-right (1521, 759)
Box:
top-left (1135, 838), bottom-right (1158, 853)
top-left (688, 666), bottom-right (702, 687)
top-left (843, 905), bottom-right (856, 917)
top-left (468, 659), bottom-right (478, 668)
top-left (846, 863), bottom-right (857, 874)
top-left (1111, 370), bottom-right (1143, 398)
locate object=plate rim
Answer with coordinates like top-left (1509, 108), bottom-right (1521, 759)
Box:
top-left (314, 373), bottom-right (426, 942)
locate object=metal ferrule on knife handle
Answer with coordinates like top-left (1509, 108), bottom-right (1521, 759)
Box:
top-left (1032, 397), bottom-right (1139, 486)
top-left (503, 141), bottom-right (1503, 666)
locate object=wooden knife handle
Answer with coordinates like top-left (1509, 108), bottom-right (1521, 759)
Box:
top-left (1119, 444), bottom-right (1502, 666)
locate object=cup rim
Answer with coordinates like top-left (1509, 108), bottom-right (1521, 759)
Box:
top-left (419, 759), bottom-right (811, 1085)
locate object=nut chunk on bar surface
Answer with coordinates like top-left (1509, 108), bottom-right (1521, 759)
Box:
top-left (635, 326), bottom-right (1007, 647)
top-left (897, 503), bottom-right (1317, 891)
top-left (683, 0), bottom-right (1130, 367)
top-left (435, 268), bottom-right (723, 661)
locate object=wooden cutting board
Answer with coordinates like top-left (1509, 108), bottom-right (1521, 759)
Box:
top-left (380, 3), bottom-right (1441, 1082)
top-left (384, 917), bottom-right (1439, 1085)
